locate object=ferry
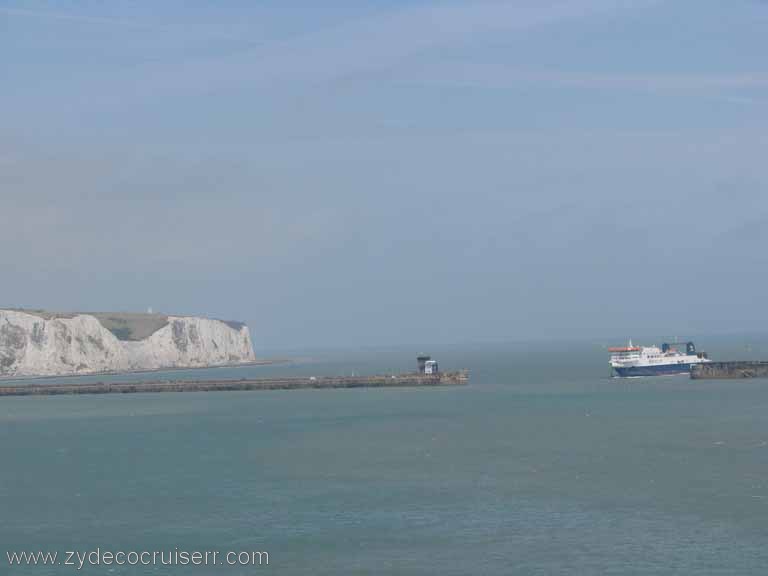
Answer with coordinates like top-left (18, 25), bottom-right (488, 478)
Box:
top-left (609, 340), bottom-right (710, 377)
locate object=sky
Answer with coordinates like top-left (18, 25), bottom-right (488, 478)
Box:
top-left (1, 0), bottom-right (767, 350)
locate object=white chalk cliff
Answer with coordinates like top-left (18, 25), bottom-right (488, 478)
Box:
top-left (0, 309), bottom-right (256, 377)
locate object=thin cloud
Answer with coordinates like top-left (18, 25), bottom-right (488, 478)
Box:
top-left (393, 61), bottom-right (768, 94)
top-left (120, 0), bottom-right (662, 95)
top-left (538, 71), bottom-right (768, 91)
top-left (2, 0), bottom-right (663, 95)
top-left (0, 6), bottom-right (262, 45)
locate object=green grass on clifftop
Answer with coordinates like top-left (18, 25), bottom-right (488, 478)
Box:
top-left (91, 313), bottom-right (170, 341)
top-left (4, 309), bottom-right (246, 342)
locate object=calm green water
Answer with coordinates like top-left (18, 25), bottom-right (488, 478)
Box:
top-left (4, 340), bottom-right (768, 575)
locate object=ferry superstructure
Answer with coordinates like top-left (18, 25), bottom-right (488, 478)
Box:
top-left (609, 340), bottom-right (710, 377)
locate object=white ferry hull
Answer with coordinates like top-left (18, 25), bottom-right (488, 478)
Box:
top-left (609, 340), bottom-right (710, 378)
top-left (613, 363), bottom-right (697, 377)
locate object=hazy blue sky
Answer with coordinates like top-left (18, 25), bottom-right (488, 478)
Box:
top-left (1, 0), bottom-right (767, 349)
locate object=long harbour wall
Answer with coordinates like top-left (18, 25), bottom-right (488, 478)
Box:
top-left (691, 362), bottom-right (768, 380)
top-left (0, 371), bottom-right (469, 397)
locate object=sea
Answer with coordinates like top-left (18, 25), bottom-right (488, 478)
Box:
top-left (4, 336), bottom-right (768, 575)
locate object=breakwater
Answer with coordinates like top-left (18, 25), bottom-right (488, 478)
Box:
top-left (0, 371), bottom-right (469, 397)
top-left (691, 362), bottom-right (768, 380)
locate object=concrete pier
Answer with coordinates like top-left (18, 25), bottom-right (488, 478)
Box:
top-left (0, 371), bottom-right (469, 397)
top-left (691, 362), bottom-right (768, 380)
